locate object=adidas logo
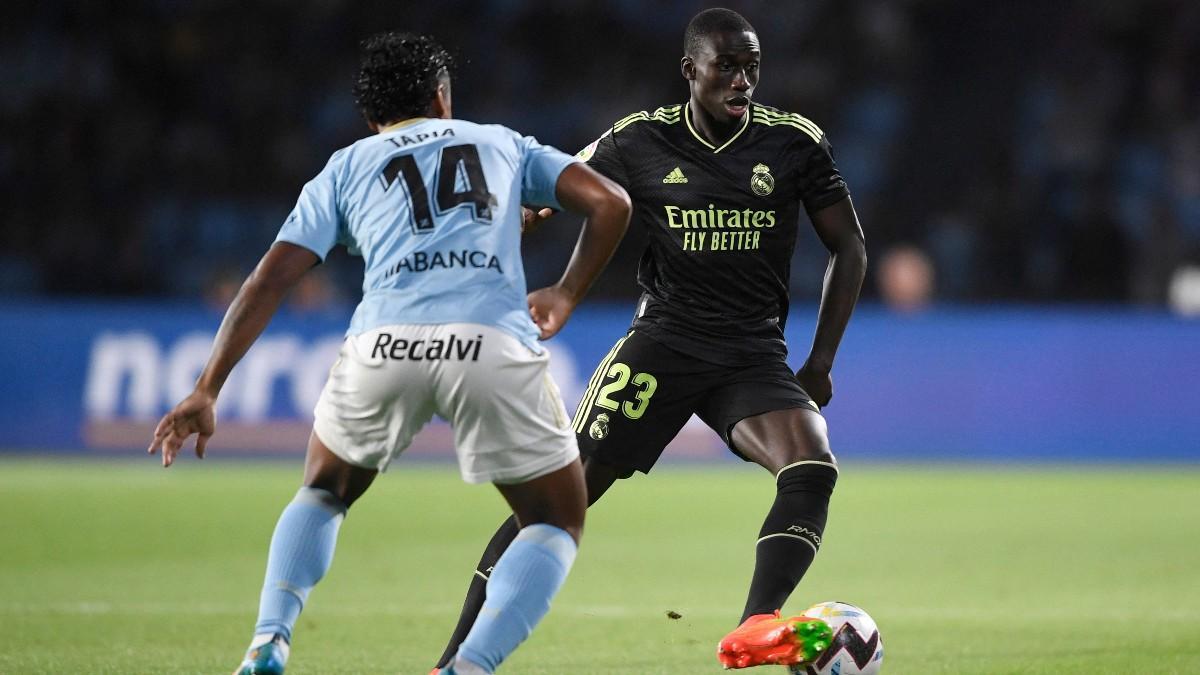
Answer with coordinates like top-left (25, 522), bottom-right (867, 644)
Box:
top-left (662, 167), bottom-right (688, 184)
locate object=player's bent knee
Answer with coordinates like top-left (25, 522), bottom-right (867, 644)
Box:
top-left (527, 498), bottom-right (586, 543)
top-left (495, 464), bottom-right (586, 543)
top-left (514, 508), bottom-right (584, 544)
top-left (301, 432), bottom-right (378, 507)
top-left (790, 412), bottom-right (836, 465)
top-left (292, 485), bottom-right (349, 516)
top-left (775, 423), bottom-right (838, 475)
top-left (542, 520), bottom-right (584, 545)
top-left (801, 448), bottom-right (837, 466)
top-left (764, 437), bottom-right (836, 472)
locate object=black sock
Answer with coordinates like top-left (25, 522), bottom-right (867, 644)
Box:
top-left (740, 462), bottom-right (838, 622)
top-left (434, 515), bottom-right (521, 669)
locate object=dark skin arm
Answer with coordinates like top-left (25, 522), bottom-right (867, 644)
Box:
top-left (148, 242), bottom-right (319, 465)
top-left (796, 195), bottom-right (867, 407)
top-left (527, 162), bottom-right (631, 339)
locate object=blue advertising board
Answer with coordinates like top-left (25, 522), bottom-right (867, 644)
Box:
top-left (1, 300), bottom-right (1197, 462)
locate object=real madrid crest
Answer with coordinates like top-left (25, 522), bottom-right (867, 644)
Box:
top-left (751, 163), bottom-right (775, 197)
top-left (588, 413), bottom-right (610, 440)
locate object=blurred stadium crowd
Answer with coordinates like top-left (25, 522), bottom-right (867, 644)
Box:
top-left (3, 0), bottom-right (1198, 309)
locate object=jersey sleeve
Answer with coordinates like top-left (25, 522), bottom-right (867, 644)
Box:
top-left (275, 151), bottom-right (348, 261)
top-left (578, 128), bottom-right (629, 186)
top-left (797, 134), bottom-right (850, 214)
top-left (518, 135), bottom-right (579, 210)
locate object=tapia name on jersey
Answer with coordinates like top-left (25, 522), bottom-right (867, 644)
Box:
top-left (383, 127), bottom-right (455, 149)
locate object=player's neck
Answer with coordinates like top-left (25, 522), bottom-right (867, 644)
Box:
top-left (376, 117), bottom-right (429, 133)
top-left (687, 100), bottom-right (740, 146)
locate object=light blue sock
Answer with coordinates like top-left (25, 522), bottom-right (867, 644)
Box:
top-left (253, 486), bottom-right (346, 641)
top-left (454, 523), bottom-right (578, 673)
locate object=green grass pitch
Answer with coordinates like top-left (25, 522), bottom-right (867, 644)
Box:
top-left (1, 457), bottom-right (1198, 674)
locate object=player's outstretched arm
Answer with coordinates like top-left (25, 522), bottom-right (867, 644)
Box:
top-left (528, 163), bottom-right (631, 339)
top-left (798, 195), bottom-right (867, 406)
top-left (148, 242), bottom-right (319, 466)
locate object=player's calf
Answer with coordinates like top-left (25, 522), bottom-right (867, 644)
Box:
top-left (443, 461), bottom-right (585, 673)
top-left (446, 523), bottom-right (579, 673)
top-left (741, 460), bottom-right (838, 621)
top-left (236, 486), bottom-right (347, 674)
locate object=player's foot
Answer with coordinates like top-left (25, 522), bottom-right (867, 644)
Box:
top-left (716, 610), bottom-right (832, 669)
top-left (234, 633), bottom-right (289, 675)
top-left (438, 658), bottom-right (490, 674)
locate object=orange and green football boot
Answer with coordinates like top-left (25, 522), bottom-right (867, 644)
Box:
top-left (716, 610), bottom-right (832, 669)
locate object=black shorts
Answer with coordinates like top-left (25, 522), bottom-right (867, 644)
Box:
top-left (570, 330), bottom-right (818, 476)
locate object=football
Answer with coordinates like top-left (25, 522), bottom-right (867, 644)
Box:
top-left (789, 601), bottom-right (883, 675)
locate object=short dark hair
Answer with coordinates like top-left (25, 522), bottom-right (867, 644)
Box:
top-left (684, 8), bottom-right (756, 57)
top-left (353, 32), bottom-right (455, 126)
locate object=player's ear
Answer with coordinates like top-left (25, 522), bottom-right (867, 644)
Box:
top-left (430, 74), bottom-right (452, 119)
top-left (681, 56), bottom-right (696, 81)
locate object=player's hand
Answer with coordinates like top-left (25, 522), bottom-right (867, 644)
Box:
top-left (148, 390), bottom-right (216, 467)
top-left (796, 360), bottom-right (833, 408)
top-left (527, 285), bottom-right (575, 340)
top-left (521, 206), bottom-right (555, 234)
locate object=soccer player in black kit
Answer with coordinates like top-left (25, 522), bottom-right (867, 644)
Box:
top-left (433, 8), bottom-right (866, 671)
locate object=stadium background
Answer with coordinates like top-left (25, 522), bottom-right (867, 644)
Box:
top-left (3, 0), bottom-right (1197, 459)
top-left (2, 1), bottom-right (1198, 673)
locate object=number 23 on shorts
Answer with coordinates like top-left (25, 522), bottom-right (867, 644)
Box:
top-left (594, 362), bottom-right (658, 420)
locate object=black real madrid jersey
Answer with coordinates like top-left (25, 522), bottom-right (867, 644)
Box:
top-left (579, 102), bottom-right (849, 366)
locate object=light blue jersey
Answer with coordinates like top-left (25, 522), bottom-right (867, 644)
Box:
top-left (276, 118), bottom-right (578, 350)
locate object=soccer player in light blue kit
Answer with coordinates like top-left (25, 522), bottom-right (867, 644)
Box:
top-left (147, 32), bottom-right (630, 674)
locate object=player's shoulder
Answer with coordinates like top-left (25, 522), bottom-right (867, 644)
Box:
top-left (576, 104), bottom-right (681, 161)
top-left (455, 119), bottom-right (560, 160)
top-left (446, 118), bottom-right (513, 135)
top-left (608, 103), bottom-right (684, 135)
top-left (438, 118), bottom-right (523, 145)
top-left (325, 144), bottom-right (353, 166)
top-left (749, 102), bottom-right (827, 144)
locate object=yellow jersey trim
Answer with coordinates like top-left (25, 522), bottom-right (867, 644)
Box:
top-left (684, 102), bottom-right (751, 153)
top-left (612, 105), bottom-right (681, 134)
top-left (751, 108), bottom-right (823, 143)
